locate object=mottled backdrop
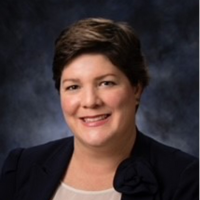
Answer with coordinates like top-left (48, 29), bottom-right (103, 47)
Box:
top-left (0, 0), bottom-right (199, 169)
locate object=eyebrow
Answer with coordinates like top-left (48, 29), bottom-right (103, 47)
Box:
top-left (62, 74), bottom-right (117, 84)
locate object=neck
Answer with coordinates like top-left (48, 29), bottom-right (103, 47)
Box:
top-left (72, 129), bottom-right (137, 174)
top-left (63, 128), bottom-right (137, 190)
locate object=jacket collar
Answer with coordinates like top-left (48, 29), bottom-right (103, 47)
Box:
top-left (21, 137), bottom-right (74, 200)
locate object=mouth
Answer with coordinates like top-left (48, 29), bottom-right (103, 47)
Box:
top-left (80, 114), bottom-right (111, 126)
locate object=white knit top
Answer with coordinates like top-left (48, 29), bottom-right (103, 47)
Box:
top-left (52, 182), bottom-right (121, 200)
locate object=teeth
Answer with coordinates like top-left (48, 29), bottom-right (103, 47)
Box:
top-left (83, 115), bottom-right (108, 122)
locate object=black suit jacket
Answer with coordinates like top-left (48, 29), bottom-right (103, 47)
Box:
top-left (0, 132), bottom-right (198, 200)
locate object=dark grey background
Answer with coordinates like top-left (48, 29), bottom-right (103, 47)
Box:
top-left (0, 0), bottom-right (199, 170)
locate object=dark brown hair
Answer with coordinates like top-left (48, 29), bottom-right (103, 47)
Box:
top-left (53, 18), bottom-right (149, 91)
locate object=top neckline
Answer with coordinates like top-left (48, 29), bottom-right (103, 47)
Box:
top-left (61, 182), bottom-right (115, 195)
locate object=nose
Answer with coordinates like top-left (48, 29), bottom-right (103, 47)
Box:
top-left (81, 87), bottom-right (102, 109)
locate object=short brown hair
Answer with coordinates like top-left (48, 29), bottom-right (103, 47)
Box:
top-left (53, 18), bottom-right (149, 91)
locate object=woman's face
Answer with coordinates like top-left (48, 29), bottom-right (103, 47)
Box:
top-left (60, 54), bottom-right (142, 148)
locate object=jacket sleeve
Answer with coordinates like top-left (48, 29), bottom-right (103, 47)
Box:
top-left (0, 148), bottom-right (24, 200)
top-left (172, 159), bottom-right (199, 200)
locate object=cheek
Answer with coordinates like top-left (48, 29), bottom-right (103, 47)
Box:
top-left (60, 95), bottom-right (79, 116)
top-left (104, 89), bottom-right (135, 108)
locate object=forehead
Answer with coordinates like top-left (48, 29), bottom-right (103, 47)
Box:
top-left (61, 53), bottom-right (124, 79)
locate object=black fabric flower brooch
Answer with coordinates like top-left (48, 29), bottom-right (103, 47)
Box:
top-left (114, 158), bottom-right (159, 200)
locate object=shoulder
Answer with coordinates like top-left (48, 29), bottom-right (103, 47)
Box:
top-left (0, 137), bottom-right (74, 199)
top-left (1, 137), bottom-right (73, 173)
top-left (138, 132), bottom-right (198, 176)
top-left (142, 132), bottom-right (198, 169)
top-left (139, 132), bottom-right (198, 198)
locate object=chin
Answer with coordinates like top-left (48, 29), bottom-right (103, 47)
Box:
top-left (78, 132), bottom-right (115, 148)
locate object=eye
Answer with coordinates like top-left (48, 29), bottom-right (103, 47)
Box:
top-left (100, 81), bottom-right (116, 87)
top-left (65, 85), bottom-right (80, 91)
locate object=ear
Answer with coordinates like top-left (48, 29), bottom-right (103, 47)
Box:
top-left (133, 83), bottom-right (143, 105)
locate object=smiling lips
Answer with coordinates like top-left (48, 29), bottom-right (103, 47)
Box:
top-left (80, 114), bottom-right (110, 127)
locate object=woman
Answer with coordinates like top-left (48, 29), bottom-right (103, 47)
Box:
top-left (0, 18), bottom-right (198, 200)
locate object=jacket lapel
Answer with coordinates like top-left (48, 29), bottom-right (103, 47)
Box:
top-left (131, 131), bottom-right (151, 159)
top-left (21, 137), bottom-right (74, 200)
